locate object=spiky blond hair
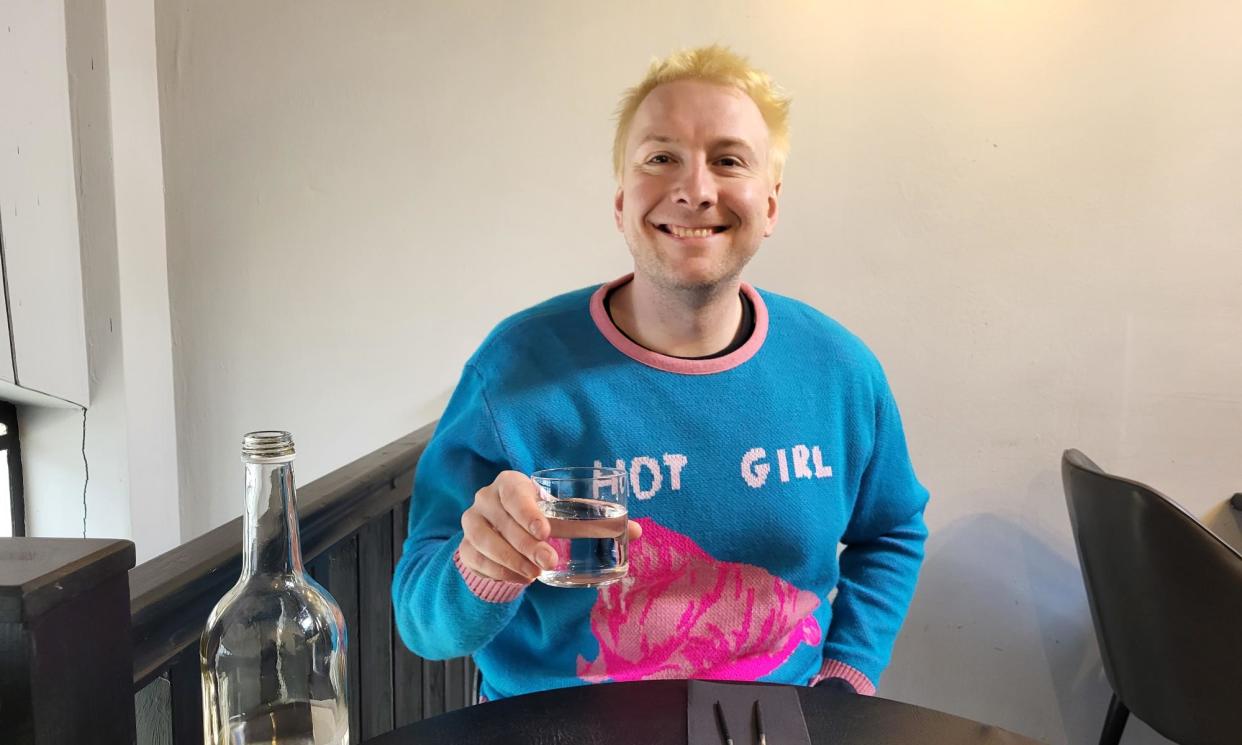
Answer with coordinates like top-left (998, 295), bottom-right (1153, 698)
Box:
top-left (612, 45), bottom-right (791, 183)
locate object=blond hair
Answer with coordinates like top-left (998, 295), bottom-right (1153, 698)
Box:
top-left (612, 45), bottom-right (791, 183)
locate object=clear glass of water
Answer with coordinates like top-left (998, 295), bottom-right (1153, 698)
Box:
top-left (531, 466), bottom-right (629, 588)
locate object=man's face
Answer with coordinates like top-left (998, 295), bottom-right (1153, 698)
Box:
top-left (615, 79), bottom-right (780, 293)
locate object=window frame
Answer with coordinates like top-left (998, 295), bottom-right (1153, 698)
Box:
top-left (0, 400), bottom-right (25, 536)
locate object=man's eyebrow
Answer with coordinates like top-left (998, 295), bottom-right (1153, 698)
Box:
top-left (636, 135), bottom-right (758, 156)
top-left (713, 138), bottom-right (758, 156)
top-left (638, 134), bottom-right (678, 147)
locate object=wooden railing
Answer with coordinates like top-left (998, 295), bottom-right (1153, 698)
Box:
top-left (1, 421), bottom-right (477, 745)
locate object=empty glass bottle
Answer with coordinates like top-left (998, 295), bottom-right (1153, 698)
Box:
top-left (201, 431), bottom-right (349, 744)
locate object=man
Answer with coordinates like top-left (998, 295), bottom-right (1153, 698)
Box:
top-left (392, 45), bottom-right (929, 702)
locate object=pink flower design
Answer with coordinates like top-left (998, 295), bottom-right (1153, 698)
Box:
top-left (577, 518), bottom-right (822, 683)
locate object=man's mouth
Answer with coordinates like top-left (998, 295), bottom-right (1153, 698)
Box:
top-left (654, 223), bottom-right (731, 239)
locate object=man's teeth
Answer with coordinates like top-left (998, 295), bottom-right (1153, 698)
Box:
top-left (667, 225), bottom-right (720, 238)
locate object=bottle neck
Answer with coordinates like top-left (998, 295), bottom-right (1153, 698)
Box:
top-left (242, 460), bottom-right (305, 576)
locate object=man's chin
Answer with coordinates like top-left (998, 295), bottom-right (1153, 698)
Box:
top-left (627, 244), bottom-right (750, 294)
top-left (649, 264), bottom-right (738, 293)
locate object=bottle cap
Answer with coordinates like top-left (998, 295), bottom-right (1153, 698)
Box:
top-left (241, 431), bottom-right (296, 463)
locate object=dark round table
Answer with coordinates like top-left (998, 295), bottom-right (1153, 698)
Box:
top-left (365, 680), bottom-right (1044, 745)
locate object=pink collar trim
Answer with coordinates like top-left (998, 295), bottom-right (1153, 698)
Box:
top-left (589, 274), bottom-right (769, 375)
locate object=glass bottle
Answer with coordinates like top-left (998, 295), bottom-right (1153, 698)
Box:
top-left (201, 431), bottom-right (349, 745)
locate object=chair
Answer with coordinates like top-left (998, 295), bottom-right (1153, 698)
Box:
top-left (1061, 450), bottom-right (1242, 745)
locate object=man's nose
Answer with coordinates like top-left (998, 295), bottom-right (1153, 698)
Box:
top-left (674, 161), bottom-right (716, 209)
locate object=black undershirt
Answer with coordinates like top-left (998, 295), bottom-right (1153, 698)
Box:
top-left (603, 286), bottom-right (755, 360)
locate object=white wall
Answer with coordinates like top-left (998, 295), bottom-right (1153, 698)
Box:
top-left (104, 0), bottom-right (182, 559)
top-left (153, 2), bottom-right (1242, 743)
top-left (0, 0), bottom-right (89, 406)
top-left (7, 0), bottom-right (182, 563)
top-left (8, 0), bottom-right (132, 546)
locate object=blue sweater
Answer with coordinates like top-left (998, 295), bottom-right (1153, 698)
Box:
top-left (393, 275), bottom-right (929, 701)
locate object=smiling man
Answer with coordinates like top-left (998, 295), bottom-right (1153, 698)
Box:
top-left (393, 46), bottom-right (930, 702)
top-left (608, 76), bottom-right (778, 359)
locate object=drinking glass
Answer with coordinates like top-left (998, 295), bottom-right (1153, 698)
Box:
top-left (531, 467), bottom-right (629, 588)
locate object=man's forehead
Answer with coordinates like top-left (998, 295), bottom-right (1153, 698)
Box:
top-left (629, 81), bottom-right (769, 150)
top-left (639, 78), bottom-right (750, 110)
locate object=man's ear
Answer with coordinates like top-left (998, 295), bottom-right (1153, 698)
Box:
top-left (764, 181), bottom-right (781, 237)
top-left (614, 186), bottom-right (625, 232)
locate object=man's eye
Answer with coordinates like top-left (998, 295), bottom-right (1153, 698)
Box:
top-left (646, 154), bottom-right (672, 164)
top-left (718, 156), bottom-right (743, 167)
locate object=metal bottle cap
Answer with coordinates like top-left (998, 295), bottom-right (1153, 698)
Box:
top-left (241, 431), bottom-right (296, 463)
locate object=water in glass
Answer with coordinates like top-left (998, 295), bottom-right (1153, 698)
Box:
top-left (533, 467), bottom-right (629, 588)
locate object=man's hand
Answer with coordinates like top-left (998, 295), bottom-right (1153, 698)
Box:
top-left (459, 470), bottom-right (642, 584)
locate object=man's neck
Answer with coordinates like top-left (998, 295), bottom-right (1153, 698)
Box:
top-left (609, 273), bottom-right (745, 358)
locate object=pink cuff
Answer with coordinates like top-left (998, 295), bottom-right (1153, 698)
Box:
top-left (810, 658), bottom-right (877, 696)
top-left (453, 547), bottom-right (527, 603)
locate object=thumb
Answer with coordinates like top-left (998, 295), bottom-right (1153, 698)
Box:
top-left (626, 519), bottom-right (643, 541)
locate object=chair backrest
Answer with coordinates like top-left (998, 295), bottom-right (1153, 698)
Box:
top-left (1062, 450), bottom-right (1242, 745)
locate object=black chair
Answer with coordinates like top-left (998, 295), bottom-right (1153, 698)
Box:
top-left (1061, 450), bottom-right (1242, 745)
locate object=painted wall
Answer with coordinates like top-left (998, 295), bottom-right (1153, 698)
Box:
top-left (5, 0), bottom-right (181, 562)
top-left (6, 0), bottom-right (132, 548)
top-left (106, 0), bottom-right (183, 560)
top-left (0, 0), bottom-right (89, 405)
top-left (153, 2), bottom-right (1241, 743)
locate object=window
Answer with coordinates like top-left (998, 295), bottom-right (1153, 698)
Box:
top-left (0, 401), bottom-right (24, 537)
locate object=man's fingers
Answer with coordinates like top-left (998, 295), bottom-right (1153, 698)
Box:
top-left (478, 483), bottom-right (557, 570)
top-left (459, 542), bottom-right (533, 585)
top-left (498, 519), bottom-right (558, 571)
top-left (496, 473), bottom-right (550, 540)
top-left (627, 520), bottom-right (643, 541)
top-left (461, 510), bottom-right (542, 579)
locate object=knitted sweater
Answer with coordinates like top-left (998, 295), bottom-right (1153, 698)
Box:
top-left (392, 275), bottom-right (929, 701)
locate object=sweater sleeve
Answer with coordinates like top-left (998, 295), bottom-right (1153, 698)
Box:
top-left (391, 362), bottom-right (528, 660)
top-left (819, 377), bottom-right (929, 694)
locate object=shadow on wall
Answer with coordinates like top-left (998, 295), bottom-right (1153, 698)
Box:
top-left (1202, 498), bottom-right (1242, 555)
top-left (887, 503), bottom-right (1175, 745)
